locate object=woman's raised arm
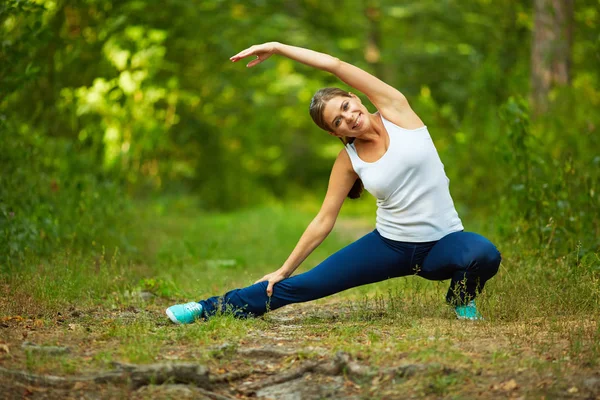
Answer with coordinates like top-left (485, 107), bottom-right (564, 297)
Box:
top-left (230, 42), bottom-right (407, 113)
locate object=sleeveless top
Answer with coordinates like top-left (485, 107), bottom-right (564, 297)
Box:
top-left (344, 114), bottom-right (463, 242)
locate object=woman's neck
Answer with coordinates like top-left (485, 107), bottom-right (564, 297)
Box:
top-left (355, 112), bottom-right (385, 143)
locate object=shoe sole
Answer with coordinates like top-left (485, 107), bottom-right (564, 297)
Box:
top-left (165, 308), bottom-right (181, 324)
top-left (456, 315), bottom-right (484, 321)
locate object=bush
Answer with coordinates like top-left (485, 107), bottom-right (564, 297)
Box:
top-left (497, 93), bottom-right (600, 255)
top-left (0, 118), bottom-right (133, 262)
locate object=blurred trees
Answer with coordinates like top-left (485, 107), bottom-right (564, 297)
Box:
top-left (531, 0), bottom-right (574, 114)
top-left (1, 0), bottom-right (599, 259)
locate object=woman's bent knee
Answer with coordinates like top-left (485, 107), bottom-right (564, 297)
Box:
top-left (476, 238), bottom-right (501, 279)
top-left (424, 231), bottom-right (501, 278)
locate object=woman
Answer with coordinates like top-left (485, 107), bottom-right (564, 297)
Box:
top-left (166, 42), bottom-right (501, 323)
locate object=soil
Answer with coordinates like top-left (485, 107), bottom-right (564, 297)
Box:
top-left (1, 300), bottom-right (599, 399)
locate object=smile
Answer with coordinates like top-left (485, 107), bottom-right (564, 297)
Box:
top-left (353, 113), bottom-right (362, 129)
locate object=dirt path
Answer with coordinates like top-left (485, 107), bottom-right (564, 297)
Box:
top-left (1, 297), bottom-right (599, 399)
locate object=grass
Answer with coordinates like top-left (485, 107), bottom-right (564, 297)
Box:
top-left (0, 197), bottom-right (599, 398)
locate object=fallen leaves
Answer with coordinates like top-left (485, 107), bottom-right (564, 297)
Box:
top-left (567, 386), bottom-right (579, 394)
top-left (1, 315), bottom-right (24, 323)
top-left (1, 316), bottom-right (46, 331)
top-left (72, 382), bottom-right (87, 391)
top-left (68, 323), bottom-right (84, 332)
top-left (491, 378), bottom-right (519, 391)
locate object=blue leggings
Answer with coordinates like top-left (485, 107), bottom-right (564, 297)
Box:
top-left (199, 230), bottom-right (501, 318)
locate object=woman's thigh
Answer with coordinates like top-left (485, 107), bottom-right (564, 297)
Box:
top-left (270, 230), bottom-right (417, 304)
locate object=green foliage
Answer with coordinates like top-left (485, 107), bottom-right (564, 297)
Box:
top-left (497, 93), bottom-right (600, 254)
top-left (138, 277), bottom-right (178, 298)
top-left (1, 5), bottom-right (599, 396)
top-left (0, 0), bottom-right (47, 95)
top-left (1, 0), bottom-right (599, 259)
top-left (67, 24), bottom-right (177, 184)
top-left (0, 0), bottom-right (134, 259)
top-left (0, 116), bottom-right (134, 261)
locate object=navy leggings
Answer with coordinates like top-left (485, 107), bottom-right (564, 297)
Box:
top-left (199, 230), bottom-right (501, 318)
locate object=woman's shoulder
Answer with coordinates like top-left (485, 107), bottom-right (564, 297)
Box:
top-left (333, 147), bottom-right (359, 175)
top-left (377, 105), bottom-right (425, 131)
top-left (336, 146), bottom-right (354, 163)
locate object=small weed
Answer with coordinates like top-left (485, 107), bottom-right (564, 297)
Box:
top-left (60, 358), bottom-right (78, 374)
top-left (424, 372), bottom-right (462, 396)
top-left (138, 277), bottom-right (178, 298)
top-left (208, 343), bottom-right (238, 360)
top-left (92, 351), bottom-right (114, 368)
top-left (24, 350), bottom-right (77, 375)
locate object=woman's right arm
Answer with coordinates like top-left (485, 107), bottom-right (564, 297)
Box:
top-left (255, 149), bottom-right (358, 296)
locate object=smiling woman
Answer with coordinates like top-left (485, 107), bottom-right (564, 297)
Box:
top-left (166, 42), bottom-right (501, 324)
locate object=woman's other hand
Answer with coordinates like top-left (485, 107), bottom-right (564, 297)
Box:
top-left (254, 269), bottom-right (287, 297)
top-left (230, 42), bottom-right (279, 68)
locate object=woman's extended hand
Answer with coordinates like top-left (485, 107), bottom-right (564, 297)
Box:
top-left (254, 269), bottom-right (287, 297)
top-left (230, 42), bottom-right (279, 68)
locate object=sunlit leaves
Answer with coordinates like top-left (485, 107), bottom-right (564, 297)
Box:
top-left (103, 41), bottom-right (129, 70)
top-left (1, 0), bottom-right (599, 257)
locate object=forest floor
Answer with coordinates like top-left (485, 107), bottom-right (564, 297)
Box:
top-left (1, 206), bottom-right (599, 399)
top-left (1, 298), bottom-right (599, 400)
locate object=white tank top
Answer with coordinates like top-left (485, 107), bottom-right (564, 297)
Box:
top-left (345, 114), bottom-right (463, 242)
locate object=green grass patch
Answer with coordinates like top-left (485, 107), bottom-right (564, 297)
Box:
top-left (1, 199), bottom-right (598, 399)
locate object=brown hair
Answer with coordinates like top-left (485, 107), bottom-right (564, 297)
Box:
top-left (309, 88), bottom-right (364, 199)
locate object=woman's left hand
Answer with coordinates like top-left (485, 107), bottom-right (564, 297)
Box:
top-left (254, 269), bottom-right (287, 297)
top-left (230, 42), bottom-right (279, 68)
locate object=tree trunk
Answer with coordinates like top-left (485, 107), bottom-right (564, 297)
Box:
top-left (364, 0), bottom-right (384, 80)
top-left (531, 0), bottom-right (574, 114)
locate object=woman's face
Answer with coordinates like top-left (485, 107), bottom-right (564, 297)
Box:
top-left (322, 94), bottom-right (369, 138)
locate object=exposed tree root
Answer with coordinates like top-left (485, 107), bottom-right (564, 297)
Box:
top-left (134, 384), bottom-right (236, 400)
top-left (209, 369), bottom-right (254, 384)
top-left (237, 346), bottom-right (298, 359)
top-left (240, 360), bottom-right (323, 393)
top-left (21, 341), bottom-right (70, 355)
top-left (0, 365), bottom-right (125, 388)
top-left (0, 350), bottom-right (445, 399)
top-left (238, 351), bottom-right (433, 395)
top-left (0, 362), bottom-right (214, 391)
top-left (185, 387), bottom-right (237, 400)
top-left (111, 362), bottom-right (210, 388)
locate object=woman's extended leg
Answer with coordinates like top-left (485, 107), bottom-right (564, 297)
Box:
top-left (418, 231), bottom-right (501, 305)
top-left (198, 230), bottom-right (420, 318)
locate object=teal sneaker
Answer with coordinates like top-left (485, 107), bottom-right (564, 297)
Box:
top-left (454, 300), bottom-right (483, 321)
top-left (166, 302), bottom-right (203, 324)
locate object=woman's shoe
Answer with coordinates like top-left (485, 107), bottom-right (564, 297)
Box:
top-left (166, 302), bottom-right (203, 324)
top-left (454, 300), bottom-right (483, 321)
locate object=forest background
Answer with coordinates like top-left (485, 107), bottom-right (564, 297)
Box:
top-left (1, 0), bottom-right (599, 300)
top-left (1, 1), bottom-right (600, 397)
